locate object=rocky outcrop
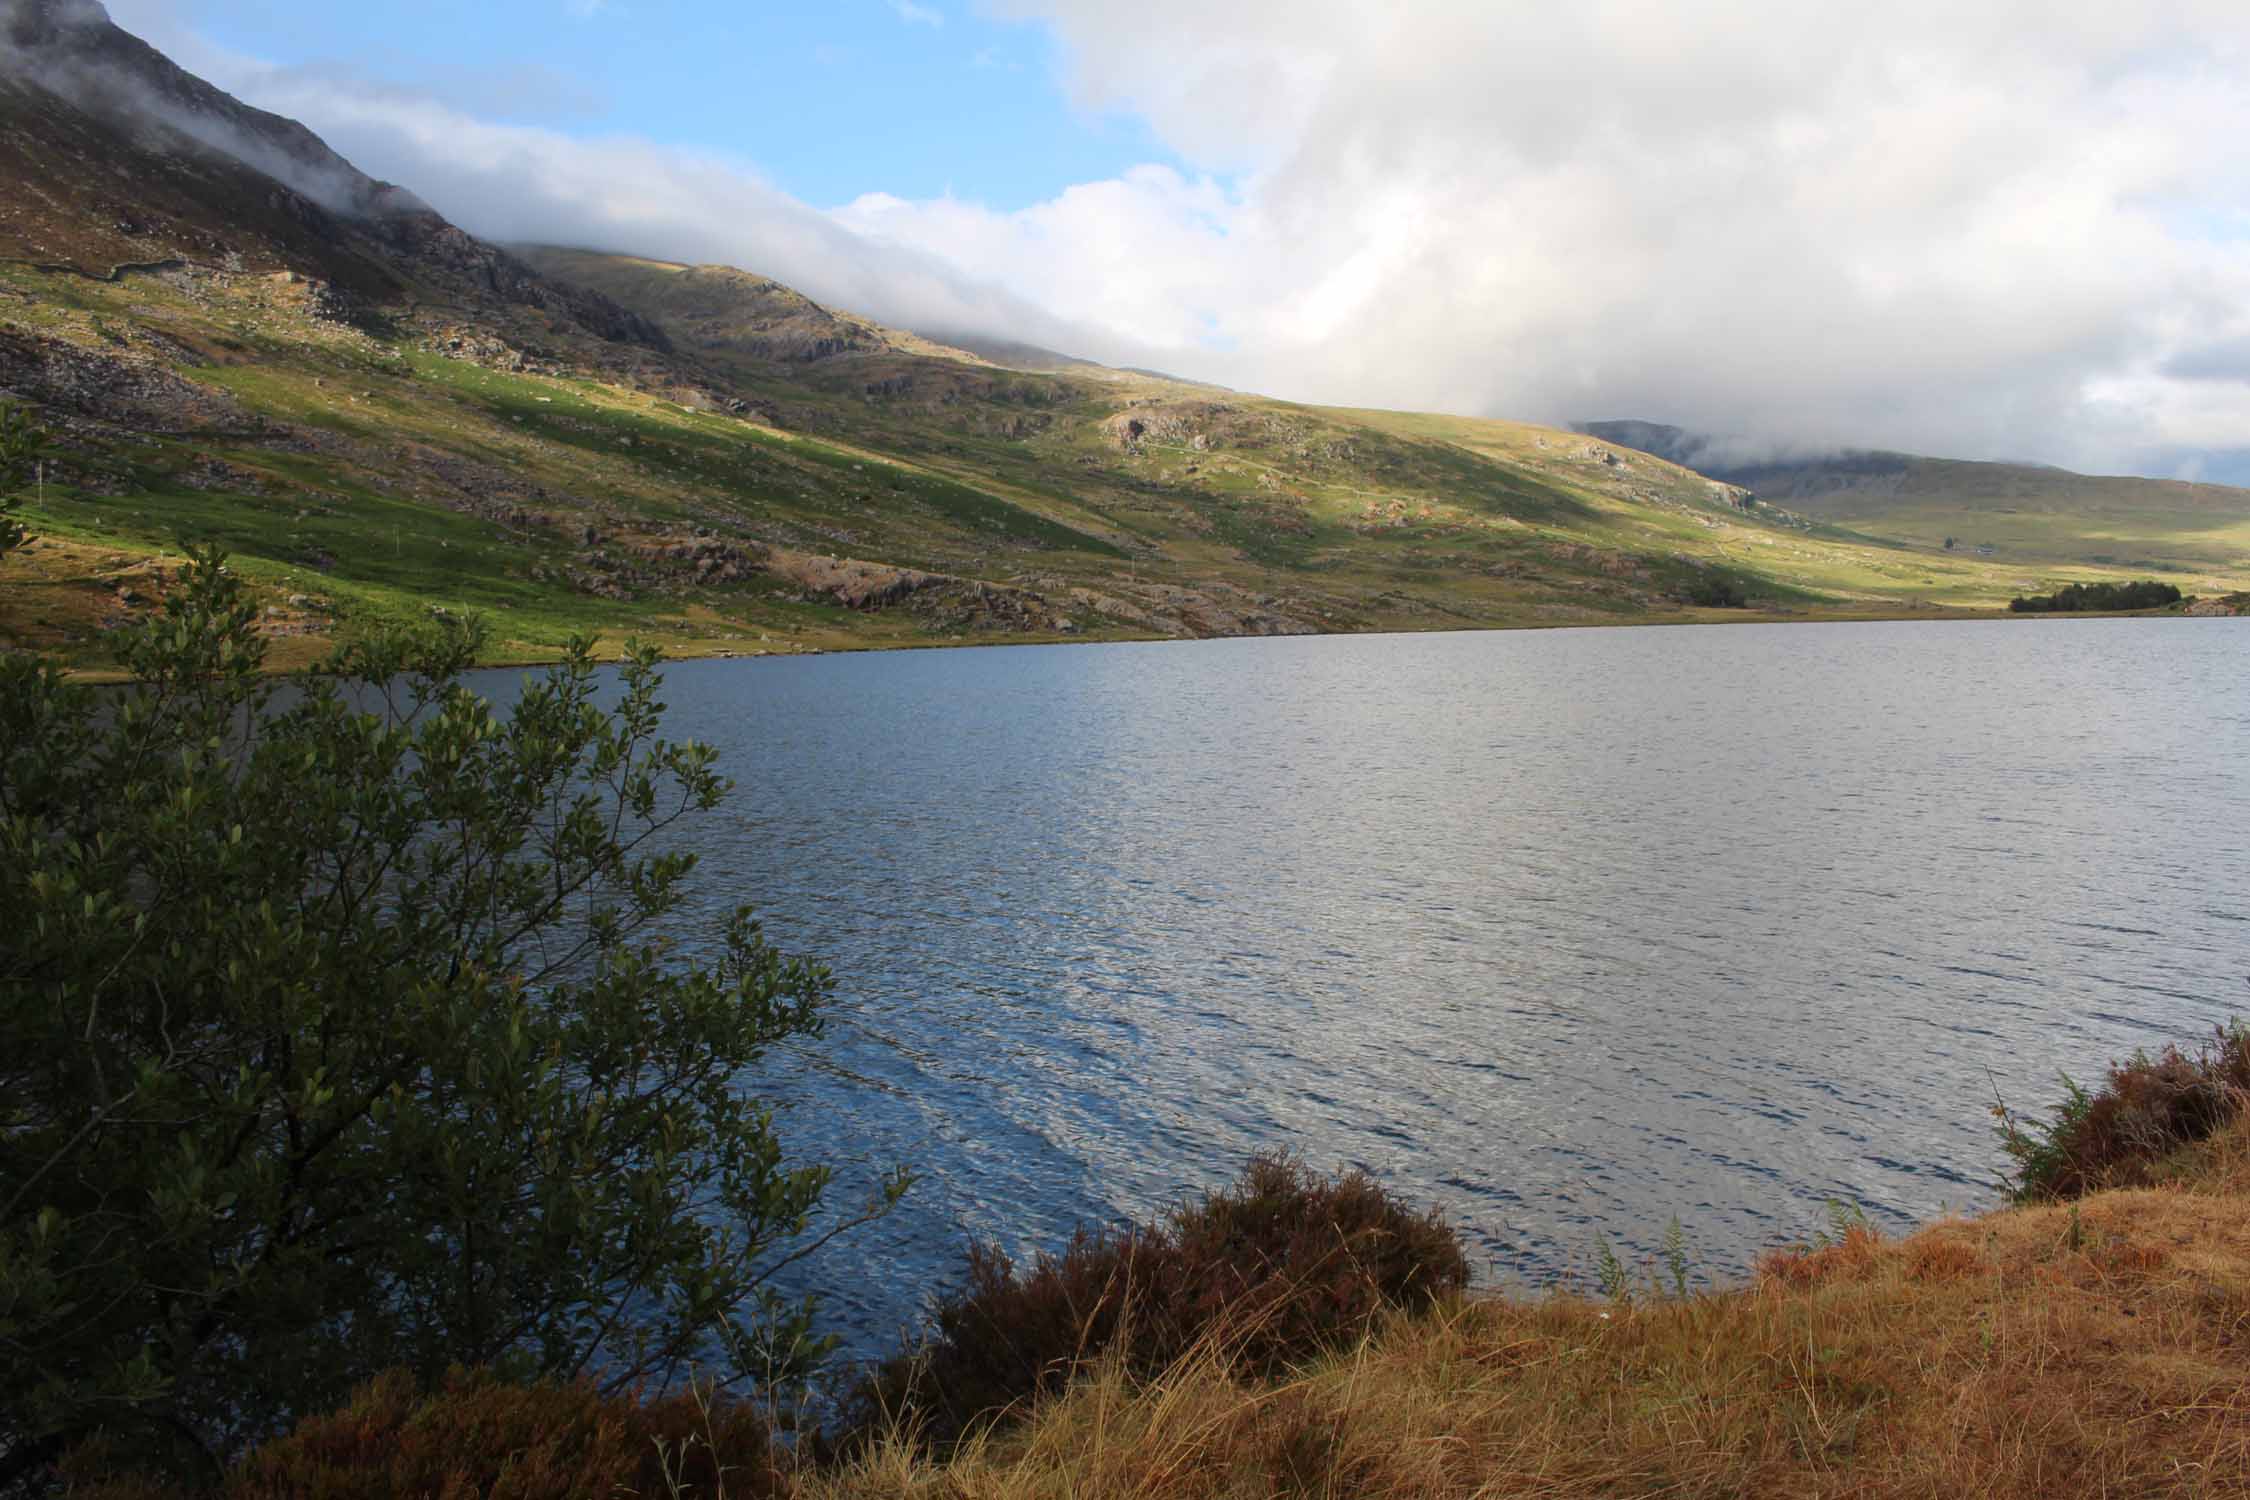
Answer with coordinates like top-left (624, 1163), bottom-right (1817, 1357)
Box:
top-left (628, 534), bottom-right (767, 585)
top-left (1062, 577), bottom-right (1323, 638)
top-left (1104, 401), bottom-right (1241, 452)
top-left (553, 531), bottom-right (769, 600)
top-left (420, 327), bottom-right (561, 378)
top-left (761, 551), bottom-right (1084, 632)
top-left (0, 325), bottom-right (263, 434)
top-left (367, 216), bottom-right (667, 349)
top-left (734, 549), bottom-right (1324, 639)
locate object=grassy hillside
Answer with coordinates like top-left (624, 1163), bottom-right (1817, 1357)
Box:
top-left (11, 241), bottom-right (2249, 674)
top-left (513, 248), bottom-right (998, 369)
top-left (1741, 455), bottom-right (2250, 579)
top-left (1583, 422), bottom-right (2250, 585)
top-left (4, 9), bottom-right (2247, 672)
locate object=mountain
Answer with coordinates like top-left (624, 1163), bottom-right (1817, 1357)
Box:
top-left (0, 0), bottom-right (666, 352)
top-left (509, 248), bottom-right (991, 370)
top-left (903, 331), bottom-right (1101, 374)
top-left (1579, 421), bottom-right (2250, 576)
top-left (3, 6), bottom-right (2245, 670)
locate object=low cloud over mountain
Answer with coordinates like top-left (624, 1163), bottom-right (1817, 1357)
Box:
top-left (105, 0), bottom-right (2250, 483)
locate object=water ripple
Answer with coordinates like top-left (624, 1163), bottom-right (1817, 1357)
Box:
top-left (473, 617), bottom-right (2250, 1358)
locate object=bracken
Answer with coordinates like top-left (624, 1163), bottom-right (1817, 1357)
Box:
top-left (1996, 1022), bottom-right (2250, 1200)
top-left (834, 1153), bottom-right (1470, 1457)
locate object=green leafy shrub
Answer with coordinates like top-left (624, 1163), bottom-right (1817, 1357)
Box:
top-left (60, 1370), bottom-right (788, 1499)
top-left (1995, 1024), bottom-right (2250, 1200)
top-left (1681, 573), bottom-right (1750, 608)
top-left (0, 550), bottom-right (899, 1487)
top-left (840, 1155), bottom-right (1469, 1456)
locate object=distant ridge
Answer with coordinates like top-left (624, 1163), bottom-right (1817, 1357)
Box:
top-left (912, 331), bottom-right (1098, 373)
top-left (510, 247), bottom-right (1000, 370)
top-left (1580, 418), bottom-right (2250, 570)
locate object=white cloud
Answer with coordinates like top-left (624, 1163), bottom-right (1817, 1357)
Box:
top-left (891, 1), bottom-right (943, 27)
top-left (853, 0), bottom-right (2250, 473)
top-left (118, 42), bottom-right (1137, 366)
top-left (98, 0), bottom-right (2250, 473)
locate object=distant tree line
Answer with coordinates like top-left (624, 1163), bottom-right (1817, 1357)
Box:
top-left (2009, 580), bottom-right (2183, 614)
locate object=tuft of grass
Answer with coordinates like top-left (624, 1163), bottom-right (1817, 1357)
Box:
top-left (1593, 1233), bottom-right (1630, 1303)
top-left (1662, 1215), bottom-right (1692, 1299)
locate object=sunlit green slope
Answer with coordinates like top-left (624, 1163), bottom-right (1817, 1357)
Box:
top-left (4, 5), bottom-right (2244, 671)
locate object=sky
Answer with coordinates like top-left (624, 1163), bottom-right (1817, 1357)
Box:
top-left (99, 0), bottom-right (2250, 483)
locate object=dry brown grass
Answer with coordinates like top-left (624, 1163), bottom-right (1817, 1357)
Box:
top-left (807, 1119), bottom-right (2250, 1499)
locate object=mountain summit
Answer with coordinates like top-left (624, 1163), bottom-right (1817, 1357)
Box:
top-left (0, 0), bottom-right (660, 344)
top-left (2, 0), bottom-right (414, 218)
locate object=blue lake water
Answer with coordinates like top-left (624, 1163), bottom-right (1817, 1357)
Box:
top-left (476, 617), bottom-right (2250, 1361)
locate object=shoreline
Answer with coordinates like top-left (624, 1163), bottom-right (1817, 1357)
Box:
top-left (50, 597), bottom-right (2243, 685)
top-left (803, 1103), bottom-right (2250, 1498)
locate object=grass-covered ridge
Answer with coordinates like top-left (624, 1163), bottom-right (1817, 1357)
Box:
top-left (7, 241), bottom-right (2246, 677)
top-left (1723, 451), bottom-right (2250, 577)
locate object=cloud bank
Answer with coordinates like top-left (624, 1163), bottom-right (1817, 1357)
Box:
top-left (107, 0), bottom-right (2250, 477)
top-left (99, 0), bottom-right (1148, 368)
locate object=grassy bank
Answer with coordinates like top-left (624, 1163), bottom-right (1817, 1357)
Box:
top-left (66, 1034), bottom-right (2250, 1498)
top-left (818, 1130), bottom-right (2250, 1498)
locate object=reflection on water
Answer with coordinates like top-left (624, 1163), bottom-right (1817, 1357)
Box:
top-left (474, 617), bottom-right (2250, 1357)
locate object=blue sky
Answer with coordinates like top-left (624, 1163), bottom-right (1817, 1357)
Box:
top-left (163, 0), bottom-right (1170, 211)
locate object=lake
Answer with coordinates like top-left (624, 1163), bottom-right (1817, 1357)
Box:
top-left (475, 617), bottom-right (2250, 1360)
